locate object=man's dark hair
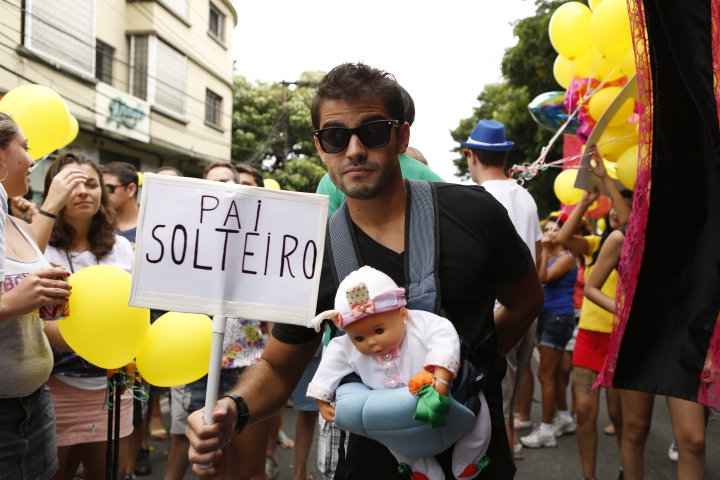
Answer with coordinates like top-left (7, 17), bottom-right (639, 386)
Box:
top-left (102, 162), bottom-right (139, 196)
top-left (203, 161), bottom-right (240, 183)
top-left (311, 63), bottom-right (406, 129)
top-left (155, 166), bottom-right (182, 175)
top-left (234, 163), bottom-right (264, 187)
top-left (400, 85), bottom-right (415, 126)
top-left (470, 148), bottom-right (508, 169)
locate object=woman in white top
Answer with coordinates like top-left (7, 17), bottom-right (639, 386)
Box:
top-left (35, 152), bottom-right (135, 480)
top-left (0, 112), bottom-right (73, 480)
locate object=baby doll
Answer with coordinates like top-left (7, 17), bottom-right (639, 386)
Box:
top-left (307, 266), bottom-right (491, 480)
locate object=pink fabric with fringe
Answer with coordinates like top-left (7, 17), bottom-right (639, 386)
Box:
top-left (596, 0), bottom-right (654, 390)
top-left (597, 0), bottom-right (720, 411)
top-left (698, 0), bottom-right (720, 410)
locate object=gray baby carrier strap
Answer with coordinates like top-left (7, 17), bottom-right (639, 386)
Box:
top-left (327, 178), bottom-right (441, 313)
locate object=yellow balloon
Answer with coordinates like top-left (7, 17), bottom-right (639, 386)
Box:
top-left (603, 159), bottom-right (619, 179)
top-left (588, 86), bottom-right (635, 126)
top-left (573, 48), bottom-right (593, 78)
top-left (591, 48), bottom-right (626, 82)
top-left (616, 144), bottom-right (638, 189)
top-left (554, 55), bottom-right (574, 89)
top-left (58, 265), bottom-right (149, 369)
top-left (590, 0), bottom-right (632, 57)
top-left (0, 84), bottom-right (71, 159)
top-left (596, 218), bottom-right (607, 233)
top-left (589, 0), bottom-right (605, 10)
top-left (263, 178), bottom-right (281, 190)
top-left (549, 2), bottom-right (593, 60)
top-left (598, 123), bottom-right (639, 162)
top-left (59, 115), bottom-right (79, 149)
top-left (620, 47), bottom-right (637, 77)
top-left (136, 313), bottom-right (212, 387)
top-left (554, 169), bottom-right (584, 205)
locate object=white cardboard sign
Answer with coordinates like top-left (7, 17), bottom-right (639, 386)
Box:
top-left (129, 173), bottom-right (329, 327)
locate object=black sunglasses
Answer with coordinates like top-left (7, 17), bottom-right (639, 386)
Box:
top-left (314, 120), bottom-right (399, 154)
top-left (105, 183), bottom-right (129, 193)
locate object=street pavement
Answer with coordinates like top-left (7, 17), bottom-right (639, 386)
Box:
top-left (141, 375), bottom-right (718, 480)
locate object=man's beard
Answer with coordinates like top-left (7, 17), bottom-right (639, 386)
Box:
top-left (331, 160), bottom-right (397, 200)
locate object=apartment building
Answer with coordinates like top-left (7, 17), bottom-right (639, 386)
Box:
top-left (0, 0), bottom-right (237, 185)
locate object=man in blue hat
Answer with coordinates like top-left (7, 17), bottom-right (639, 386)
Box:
top-left (462, 120), bottom-right (546, 458)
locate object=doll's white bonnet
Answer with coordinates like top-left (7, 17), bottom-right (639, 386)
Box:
top-left (310, 266), bottom-right (406, 331)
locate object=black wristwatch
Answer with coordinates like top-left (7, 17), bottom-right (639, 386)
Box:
top-left (217, 393), bottom-right (250, 434)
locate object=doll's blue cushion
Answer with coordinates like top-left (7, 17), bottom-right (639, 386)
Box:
top-left (334, 382), bottom-right (475, 458)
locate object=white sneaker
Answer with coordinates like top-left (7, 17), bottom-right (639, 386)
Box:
top-left (520, 427), bottom-right (557, 448)
top-left (668, 440), bottom-right (678, 462)
top-left (553, 415), bottom-right (577, 437)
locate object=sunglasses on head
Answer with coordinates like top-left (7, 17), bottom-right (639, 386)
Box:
top-left (314, 120), bottom-right (399, 154)
top-left (105, 183), bottom-right (129, 194)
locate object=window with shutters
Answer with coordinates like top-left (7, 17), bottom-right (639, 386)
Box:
top-left (205, 89), bottom-right (222, 127)
top-left (95, 40), bottom-right (114, 84)
top-left (24, 0), bottom-right (95, 76)
top-left (130, 35), bottom-right (187, 116)
top-left (209, 4), bottom-right (224, 41)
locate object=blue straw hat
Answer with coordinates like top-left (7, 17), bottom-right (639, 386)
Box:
top-left (460, 119), bottom-right (514, 151)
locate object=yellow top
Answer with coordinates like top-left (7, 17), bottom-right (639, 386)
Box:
top-left (578, 235), bottom-right (618, 333)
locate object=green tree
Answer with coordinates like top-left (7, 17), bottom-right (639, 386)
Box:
top-left (451, 0), bottom-right (581, 217)
top-left (231, 72), bottom-right (327, 192)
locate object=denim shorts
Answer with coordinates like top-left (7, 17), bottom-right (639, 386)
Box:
top-left (0, 386), bottom-right (58, 480)
top-left (536, 312), bottom-right (576, 350)
top-left (291, 347), bottom-right (321, 412)
top-left (183, 368), bottom-right (244, 415)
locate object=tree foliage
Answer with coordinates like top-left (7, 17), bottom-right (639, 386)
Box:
top-left (231, 71), bottom-right (327, 192)
top-left (451, 0), bottom-right (580, 217)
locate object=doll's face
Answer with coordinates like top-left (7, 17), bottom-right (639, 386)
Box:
top-left (344, 307), bottom-right (407, 357)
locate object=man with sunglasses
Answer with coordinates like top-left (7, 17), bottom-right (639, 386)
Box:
top-left (102, 162), bottom-right (140, 244)
top-left (462, 120), bottom-right (544, 461)
top-left (315, 85), bottom-right (444, 216)
top-left (187, 63), bottom-right (543, 480)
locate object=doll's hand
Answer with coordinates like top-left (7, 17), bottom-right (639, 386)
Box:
top-left (317, 400), bottom-right (335, 422)
top-left (408, 370), bottom-right (434, 395)
top-left (432, 378), bottom-right (449, 397)
top-left (430, 366), bottom-right (452, 397)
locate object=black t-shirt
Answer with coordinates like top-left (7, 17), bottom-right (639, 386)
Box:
top-left (273, 183), bottom-right (530, 479)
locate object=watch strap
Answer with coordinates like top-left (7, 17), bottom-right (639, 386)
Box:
top-left (218, 393), bottom-right (249, 433)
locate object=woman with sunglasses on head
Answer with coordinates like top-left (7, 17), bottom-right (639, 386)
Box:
top-left (585, 226), bottom-right (707, 480)
top-left (520, 214), bottom-right (577, 449)
top-left (556, 151), bottom-right (632, 480)
top-left (0, 112), bottom-right (78, 480)
top-left (35, 152), bottom-right (136, 480)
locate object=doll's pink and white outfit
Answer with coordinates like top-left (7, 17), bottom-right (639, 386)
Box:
top-left (307, 266), bottom-right (492, 480)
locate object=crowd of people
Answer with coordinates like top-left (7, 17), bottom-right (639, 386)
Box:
top-left (0, 61), bottom-right (712, 480)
